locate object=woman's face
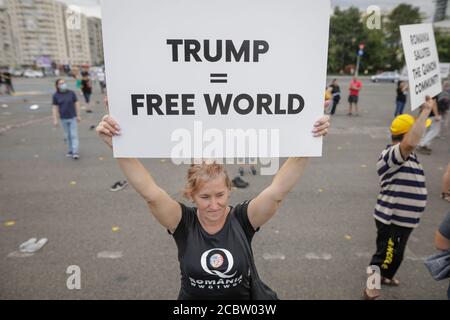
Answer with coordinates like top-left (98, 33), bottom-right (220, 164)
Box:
top-left (192, 175), bottom-right (230, 223)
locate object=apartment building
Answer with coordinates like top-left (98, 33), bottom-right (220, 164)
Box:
top-left (434, 0), bottom-right (450, 33)
top-left (87, 16), bottom-right (103, 66)
top-left (0, 0), bottom-right (104, 68)
top-left (4, 0), bottom-right (71, 66)
top-left (0, 1), bottom-right (16, 67)
top-left (66, 10), bottom-right (91, 66)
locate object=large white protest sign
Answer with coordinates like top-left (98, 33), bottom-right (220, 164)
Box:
top-left (101, 0), bottom-right (330, 158)
top-left (400, 23), bottom-right (442, 111)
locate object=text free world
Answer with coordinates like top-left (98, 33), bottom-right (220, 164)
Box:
top-left (130, 93), bottom-right (305, 115)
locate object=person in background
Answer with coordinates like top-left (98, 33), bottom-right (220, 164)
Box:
top-left (52, 79), bottom-right (81, 160)
top-left (324, 86), bottom-right (333, 114)
top-left (364, 97), bottom-right (434, 300)
top-left (442, 161), bottom-right (450, 203)
top-left (329, 79), bottom-right (341, 115)
top-left (2, 69), bottom-right (14, 95)
top-left (438, 82), bottom-right (450, 138)
top-left (97, 69), bottom-right (106, 94)
top-left (0, 71), bottom-right (4, 95)
top-left (416, 93), bottom-right (443, 155)
top-left (348, 76), bottom-right (362, 116)
top-left (81, 67), bottom-right (93, 113)
top-left (394, 81), bottom-right (408, 116)
top-left (434, 212), bottom-right (450, 299)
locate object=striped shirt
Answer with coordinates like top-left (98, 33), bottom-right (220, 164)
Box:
top-left (374, 144), bottom-right (427, 228)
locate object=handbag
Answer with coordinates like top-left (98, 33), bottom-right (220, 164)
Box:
top-left (424, 250), bottom-right (450, 281)
top-left (232, 215), bottom-right (279, 300)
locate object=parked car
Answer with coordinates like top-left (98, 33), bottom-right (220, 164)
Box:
top-left (371, 71), bottom-right (400, 83)
top-left (11, 69), bottom-right (24, 77)
top-left (23, 70), bottom-right (44, 78)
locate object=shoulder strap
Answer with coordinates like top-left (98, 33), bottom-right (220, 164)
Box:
top-left (230, 212), bottom-right (261, 281)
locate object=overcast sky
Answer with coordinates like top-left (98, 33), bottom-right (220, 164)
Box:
top-left (58, 0), bottom-right (436, 21)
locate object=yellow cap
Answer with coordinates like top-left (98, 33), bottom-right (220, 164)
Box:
top-left (390, 114), bottom-right (432, 135)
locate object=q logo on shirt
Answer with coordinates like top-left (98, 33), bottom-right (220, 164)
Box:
top-left (200, 248), bottom-right (237, 279)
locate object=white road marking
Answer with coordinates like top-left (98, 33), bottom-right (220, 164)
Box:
top-left (262, 253), bottom-right (285, 260)
top-left (97, 251), bottom-right (123, 259)
top-left (305, 252), bottom-right (332, 260)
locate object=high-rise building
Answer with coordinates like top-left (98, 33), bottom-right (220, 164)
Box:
top-left (66, 10), bottom-right (91, 66)
top-left (0, 0), bottom-right (104, 68)
top-left (0, 1), bottom-right (16, 67)
top-left (434, 0), bottom-right (449, 22)
top-left (434, 0), bottom-right (450, 33)
top-left (87, 17), bottom-right (103, 66)
top-left (4, 0), bottom-right (70, 66)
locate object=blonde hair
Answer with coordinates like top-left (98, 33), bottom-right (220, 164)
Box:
top-left (183, 161), bottom-right (231, 200)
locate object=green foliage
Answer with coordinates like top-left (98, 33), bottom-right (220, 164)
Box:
top-left (385, 4), bottom-right (422, 70)
top-left (435, 30), bottom-right (450, 62)
top-left (328, 6), bottom-right (365, 73)
top-left (328, 3), bottom-right (423, 74)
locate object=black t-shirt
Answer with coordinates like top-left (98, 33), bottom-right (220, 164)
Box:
top-left (81, 78), bottom-right (92, 94)
top-left (330, 84), bottom-right (340, 95)
top-left (171, 200), bottom-right (257, 300)
top-left (396, 87), bottom-right (407, 103)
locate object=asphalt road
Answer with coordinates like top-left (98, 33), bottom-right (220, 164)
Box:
top-left (0, 76), bottom-right (449, 299)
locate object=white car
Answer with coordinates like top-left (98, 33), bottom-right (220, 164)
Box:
top-left (11, 69), bottom-right (24, 77)
top-left (23, 70), bottom-right (44, 78)
top-left (371, 71), bottom-right (400, 83)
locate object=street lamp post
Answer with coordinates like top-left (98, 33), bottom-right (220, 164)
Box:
top-left (355, 43), bottom-right (364, 76)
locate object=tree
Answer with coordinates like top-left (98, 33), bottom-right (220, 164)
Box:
top-left (328, 6), bottom-right (366, 73)
top-left (363, 28), bottom-right (389, 73)
top-left (385, 4), bottom-right (422, 70)
top-left (435, 29), bottom-right (450, 63)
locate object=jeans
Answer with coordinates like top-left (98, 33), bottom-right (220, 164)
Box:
top-left (83, 92), bottom-right (91, 104)
top-left (394, 100), bottom-right (406, 116)
top-left (60, 117), bottom-right (79, 154)
top-left (419, 116), bottom-right (441, 148)
top-left (330, 96), bottom-right (340, 115)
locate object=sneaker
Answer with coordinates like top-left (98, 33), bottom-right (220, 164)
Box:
top-left (66, 152), bottom-right (73, 158)
top-left (232, 176), bottom-right (249, 189)
top-left (239, 167), bottom-right (244, 176)
top-left (72, 153), bottom-right (79, 160)
top-left (110, 180), bottom-right (128, 192)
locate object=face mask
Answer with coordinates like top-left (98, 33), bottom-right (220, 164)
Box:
top-left (59, 83), bottom-right (67, 91)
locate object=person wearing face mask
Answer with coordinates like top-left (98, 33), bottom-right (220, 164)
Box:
top-left (52, 79), bottom-right (81, 159)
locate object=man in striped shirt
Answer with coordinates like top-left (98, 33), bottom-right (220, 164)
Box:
top-left (364, 97), bottom-right (434, 300)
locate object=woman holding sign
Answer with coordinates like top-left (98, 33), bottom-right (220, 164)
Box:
top-left (96, 111), bottom-right (329, 300)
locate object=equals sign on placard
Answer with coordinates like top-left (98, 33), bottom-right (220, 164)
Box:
top-left (210, 73), bottom-right (228, 83)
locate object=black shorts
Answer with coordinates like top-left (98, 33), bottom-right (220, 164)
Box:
top-left (348, 95), bottom-right (358, 104)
